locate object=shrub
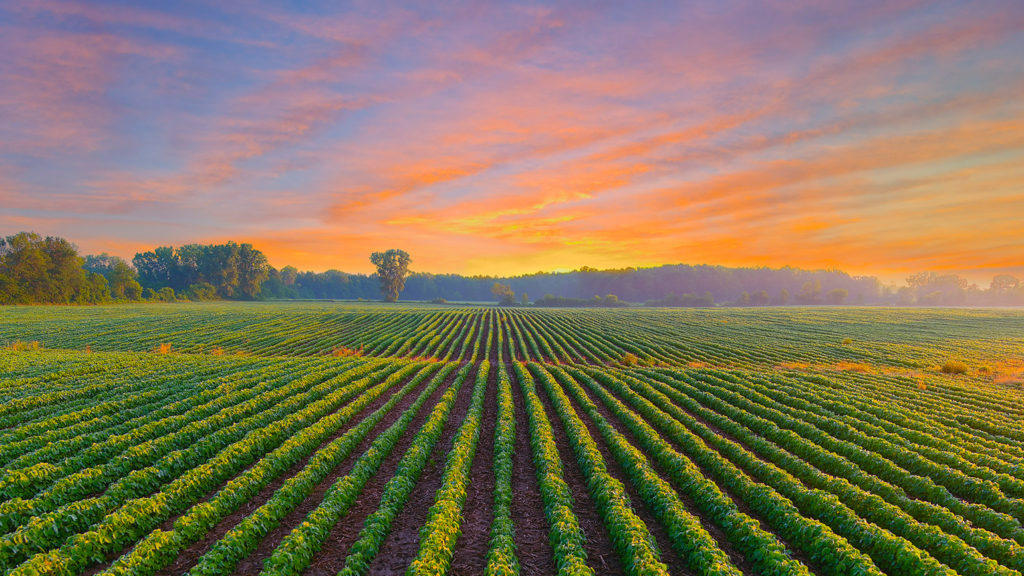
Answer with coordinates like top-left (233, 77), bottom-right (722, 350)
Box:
top-left (187, 282), bottom-right (218, 301)
top-left (940, 360), bottom-right (968, 375)
top-left (620, 353), bottom-right (640, 366)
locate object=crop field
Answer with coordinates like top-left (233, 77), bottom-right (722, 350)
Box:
top-left (2, 304), bottom-right (1024, 576)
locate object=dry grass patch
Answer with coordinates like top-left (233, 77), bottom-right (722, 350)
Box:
top-left (940, 360), bottom-right (968, 375)
top-left (986, 359), bottom-right (1024, 385)
top-left (835, 361), bottom-right (874, 374)
top-left (331, 345), bottom-right (363, 357)
top-left (9, 341), bottom-right (41, 351)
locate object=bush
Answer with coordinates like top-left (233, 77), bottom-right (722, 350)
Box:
top-left (940, 360), bottom-right (968, 375)
top-left (431, 298), bottom-right (448, 304)
top-left (187, 282), bottom-right (218, 301)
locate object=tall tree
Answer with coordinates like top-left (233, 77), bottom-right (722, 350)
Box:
top-left (236, 243), bottom-right (270, 299)
top-left (370, 249), bottom-right (411, 302)
top-left (133, 246), bottom-right (177, 290)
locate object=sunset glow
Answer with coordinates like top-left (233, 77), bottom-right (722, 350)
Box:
top-left (1, 0), bottom-right (1022, 280)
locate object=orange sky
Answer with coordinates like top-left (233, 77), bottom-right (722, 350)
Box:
top-left (1, 1), bottom-right (1022, 283)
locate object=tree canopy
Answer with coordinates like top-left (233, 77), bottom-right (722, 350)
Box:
top-left (370, 249), bottom-right (412, 302)
top-left (491, 282), bottom-right (515, 305)
top-left (133, 242), bottom-right (269, 300)
top-left (0, 232), bottom-right (109, 304)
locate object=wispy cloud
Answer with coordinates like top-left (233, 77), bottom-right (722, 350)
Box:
top-left (1, 0), bottom-right (1021, 281)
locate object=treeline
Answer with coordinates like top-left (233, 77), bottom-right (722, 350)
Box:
top-left (0, 232), bottom-right (270, 304)
top-left (0, 233), bottom-right (111, 304)
top-left (3, 231), bottom-right (1024, 306)
top-left (264, 265), bottom-right (886, 304)
top-left (132, 243), bottom-right (269, 300)
top-left (533, 294), bottom-right (628, 307)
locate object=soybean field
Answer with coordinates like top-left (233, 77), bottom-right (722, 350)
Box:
top-left (2, 303), bottom-right (1024, 576)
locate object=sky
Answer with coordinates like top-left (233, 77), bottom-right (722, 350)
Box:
top-left (1, 0), bottom-right (1022, 282)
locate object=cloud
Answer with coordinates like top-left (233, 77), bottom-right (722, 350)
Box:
top-left (1, 0), bottom-right (1022, 281)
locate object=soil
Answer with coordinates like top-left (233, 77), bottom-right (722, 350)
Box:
top-left (302, 364), bottom-right (474, 576)
top-left (448, 362), bottom-right (498, 575)
top-left (558, 372), bottom-right (695, 576)
top-left (226, 368), bottom-right (450, 576)
top-left (507, 366), bottom-right (557, 576)
top-left (641, 374), bottom-right (826, 575)
top-left (80, 369), bottom-right (387, 576)
top-left (530, 369), bottom-right (626, 576)
top-left (147, 369), bottom-right (428, 576)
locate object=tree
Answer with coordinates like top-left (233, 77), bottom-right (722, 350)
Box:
top-left (521, 292), bottom-right (529, 305)
top-left (133, 247), bottom-right (177, 291)
top-left (989, 274), bottom-right (1022, 305)
top-left (905, 272), bottom-right (968, 305)
top-left (751, 290), bottom-right (770, 306)
top-left (131, 242), bottom-right (272, 300)
top-left (796, 280), bottom-right (822, 304)
top-left (236, 243), bottom-right (269, 299)
top-left (370, 249), bottom-right (412, 302)
top-left (825, 288), bottom-right (848, 305)
top-left (492, 282), bottom-right (516, 305)
top-left (773, 289), bottom-right (789, 305)
top-left (0, 232), bottom-right (107, 304)
top-left (80, 272), bottom-right (111, 303)
top-left (280, 265), bottom-right (298, 286)
top-left (85, 254), bottom-right (142, 300)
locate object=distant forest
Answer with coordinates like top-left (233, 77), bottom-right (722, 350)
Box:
top-left (2, 231), bottom-right (1023, 306)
